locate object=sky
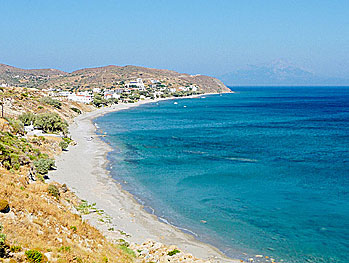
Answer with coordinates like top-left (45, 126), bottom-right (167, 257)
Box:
top-left (0, 0), bottom-right (349, 79)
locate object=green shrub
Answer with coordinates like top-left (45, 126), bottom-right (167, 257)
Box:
top-left (10, 245), bottom-right (22, 252)
top-left (34, 158), bottom-right (55, 175)
top-left (0, 233), bottom-right (5, 244)
top-left (19, 112), bottom-right (68, 135)
top-left (47, 184), bottom-right (60, 199)
top-left (92, 94), bottom-right (106, 107)
top-left (118, 245), bottom-right (136, 258)
top-left (34, 113), bottom-right (68, 135)
top-left (25, 249), bottom-right (48, 262)
top-left (0, 233), bottom-right (7, 258)
top-left (58, 246), bottom-right (70, 252)
top-left (18, 112), bottom-right (36, 126)
top-left (59, 140), bottom-right (69, 150)
top-left (0, 199), bottom-right (9, 213)
top-left (62, 137), bottom-right (73, 144)
top-left (0, 131), bottom-right (33, 169)
top-left (40, 97), bottom-right (62, 109)
top-left (71, 107), bottom-right (81, 114)
top-left (9, 153), bottom-right (20, 170)
top-left (167, 249), bottom-right (180, 256)
top-left (7, 118), bottom-right (25, 135)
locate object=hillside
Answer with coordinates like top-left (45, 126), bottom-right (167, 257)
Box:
top-left (0, 64), bottom-right (66, 88)
top-left (0, 64), bottom-right (231, 93)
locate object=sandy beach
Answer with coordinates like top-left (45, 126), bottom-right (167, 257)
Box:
top-left (49, 96), bottom-right (238, 263)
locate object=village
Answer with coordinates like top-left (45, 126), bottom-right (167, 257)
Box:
top-left (41, 78), bottom-right (201, 105)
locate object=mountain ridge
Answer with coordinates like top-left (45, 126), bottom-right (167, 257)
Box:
top-left (219, 61), bottom-right (349, 86)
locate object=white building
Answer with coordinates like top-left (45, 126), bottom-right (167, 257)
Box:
top-left (169, 88), bottom-right (177, 93)
top-left (68, 93), bottom-right (92, 103)
top-left (178, 86), bottom-right (189, 92)
top-left (126, 78), bottom-right (145, 90)
top-left (104, 92), bottom-right (120, 100)
top-left (93, 87), bottom-right (101, 93)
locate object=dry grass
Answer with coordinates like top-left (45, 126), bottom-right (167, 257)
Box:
top-left (0, 168), bottom-right (134, 263)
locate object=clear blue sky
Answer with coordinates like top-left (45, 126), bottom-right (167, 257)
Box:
top-left (0, 0), bottom-right (348, 78)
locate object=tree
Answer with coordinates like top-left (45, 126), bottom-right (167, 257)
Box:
top-left (59, 140), bottom-right (69, 150)
top-left (33, 158), bottom-right (55, 175)
top-left (18, 112), bottom-right (36, 125)
top-left (34, 113), bottom-right (68, 135)
top-left (92, 94), bottom-right (108, 107)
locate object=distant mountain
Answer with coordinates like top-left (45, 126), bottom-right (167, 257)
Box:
top-left (219, 60), bottom-right (349, 86)
top-left (0, 63), bottom-right (230, 93)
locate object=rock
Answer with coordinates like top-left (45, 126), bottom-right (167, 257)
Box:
top-left (0, 199), bottom-right (10, 213)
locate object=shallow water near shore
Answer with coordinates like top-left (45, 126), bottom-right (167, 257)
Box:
top-left (96, 87), bottom-right (349, 263)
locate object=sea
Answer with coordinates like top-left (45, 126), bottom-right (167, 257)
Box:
top-left (95, 87), bottom-right (349, 263)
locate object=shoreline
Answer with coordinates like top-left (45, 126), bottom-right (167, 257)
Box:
top-left (49, 94), bottom-right (239, 263)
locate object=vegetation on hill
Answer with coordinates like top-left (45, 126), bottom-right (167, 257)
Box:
top-left (19, 112), bottom-right (68, 135)
top-left (0, 63), bottom-right (230, 93)
top-left (0, 63), bottom-right (65, 88)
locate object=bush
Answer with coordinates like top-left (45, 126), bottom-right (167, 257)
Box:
top-left (40, 97), bottom-right (62, 109)
top-left (25, 249), bottom-right (48, 263)
top-left (10, 245), bottom-right (22, 252)
top-left (9, 153), bottom-right (20, 170)
top-left (48, 184), bottom-right (60, 199)
top-left (93, 94), bottom-right (108, 107)
top-left (7, 118), bottom-right (25, 135)
top-left (167, 249), bottom-right (180, 256)
top-left (34, 158), bottom-right (55, 175)
top-left (0, 199), bottom-right (9, 213)
top-left (0, 227), bottom-right (7, 258)
top-left (0, 132), bottom-right (32, 170)
top-left (59, 140), bottom-right (69, 150)
top-left (71, 107), bottom-right (81, 114)
top-left (19, 112), bottom-right (68, 135)
top-left (18, 112), bottom-right (36, 126)
top-left (118, 245), bottom-right (136, 258)
top-left (34, 113), bottom-right (68, 135)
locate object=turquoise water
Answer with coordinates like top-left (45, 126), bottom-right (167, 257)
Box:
top-left (96, 87), bottom-right (349, 263)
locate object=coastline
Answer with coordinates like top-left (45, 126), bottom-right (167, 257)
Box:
top-left (49, 94), bottom-right (239, 263)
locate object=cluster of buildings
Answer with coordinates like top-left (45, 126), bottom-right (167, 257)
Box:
top-left (46, 78), bottom-right (199, 104)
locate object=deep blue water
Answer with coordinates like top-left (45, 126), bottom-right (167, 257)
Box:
top-left (96, 87), bottom-right (349, 263)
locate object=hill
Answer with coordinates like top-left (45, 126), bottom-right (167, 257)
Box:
top-left (0, 63), bottom-right (66, 88)
top-left (0, 63), bottom-right (230, 93)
